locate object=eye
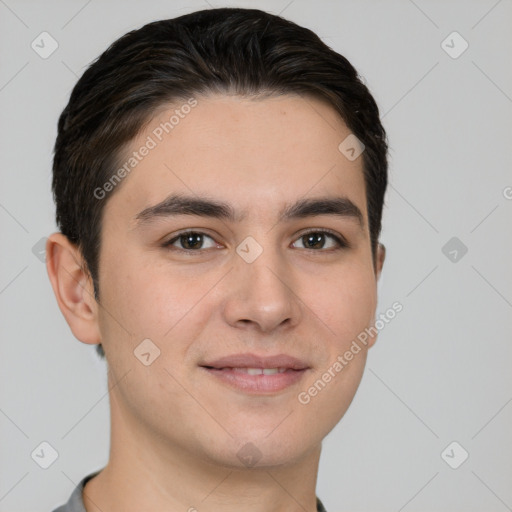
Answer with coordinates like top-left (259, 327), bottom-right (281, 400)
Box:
top-left (291, 229), bottom-right (348, 251)
top-left (162, 229), bottom-right (348, 254)
top-left (162, 231), bottom-right (219, 252)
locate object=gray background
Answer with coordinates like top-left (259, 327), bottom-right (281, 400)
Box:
top-left (1, 0), bottom-right (511, 511)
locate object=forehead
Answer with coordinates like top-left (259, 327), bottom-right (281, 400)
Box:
top-left (103, 93), bottom-right (367, 227)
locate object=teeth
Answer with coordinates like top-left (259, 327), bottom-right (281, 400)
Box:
top-left (247, 368), bottom-right (263, 375)
top-left (231, 367), bottom-right (287, 375)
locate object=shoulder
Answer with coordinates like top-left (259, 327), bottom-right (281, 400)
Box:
top-left (50, 470), bottom-right (101, 512)
top-left (317, 496), bottom-right (328, 512)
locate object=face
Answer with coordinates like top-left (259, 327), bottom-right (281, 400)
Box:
top-left (94, 93), bottom-right (384, 468)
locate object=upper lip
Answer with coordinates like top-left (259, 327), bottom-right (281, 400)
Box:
top-left (200, 353), bottom-right (309, 370)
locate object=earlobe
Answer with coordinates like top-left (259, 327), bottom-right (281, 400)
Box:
top-left (45, 232), bottom-right (101, 345)
top-left (367, 243), bottom-right (386, 350)
top-left (376, 242), bottom-right (386, 280)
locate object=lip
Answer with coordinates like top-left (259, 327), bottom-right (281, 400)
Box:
top-left (199, 353), bottom-right (310, 394)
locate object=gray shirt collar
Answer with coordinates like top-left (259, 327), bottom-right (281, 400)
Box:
top-left (53, 471), bottom-right (328, 512)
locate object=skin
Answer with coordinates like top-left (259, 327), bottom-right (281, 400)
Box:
top-left (46, 93), bottom-right (385, 512)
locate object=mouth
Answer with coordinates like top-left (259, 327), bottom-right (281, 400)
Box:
top-left (199, 353), bottom-right (310, 394)
top-left (204, 367), bottom-right (292, 374)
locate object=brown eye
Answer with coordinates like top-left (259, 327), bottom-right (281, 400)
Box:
top-left (292, 230), bottom-right (347, 251)
top-left (163, 231), bottom-right (217, 251)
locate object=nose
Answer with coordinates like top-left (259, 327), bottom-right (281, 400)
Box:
top-left (221, 243), bottom-right (302, 334)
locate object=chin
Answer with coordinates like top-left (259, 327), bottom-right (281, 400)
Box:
top-left (223, 431), bottom-right (317, 470)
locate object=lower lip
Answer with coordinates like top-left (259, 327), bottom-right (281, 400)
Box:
top-left (201, 367), bottom-right (308, 393)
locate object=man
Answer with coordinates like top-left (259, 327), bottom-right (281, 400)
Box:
top-left (47, 7), bottom-right (387, 512)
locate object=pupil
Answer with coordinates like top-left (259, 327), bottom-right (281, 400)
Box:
top-left (182, 233), bottom-right (202, 249)
top-left (304, 233), bottom-right (324, 249)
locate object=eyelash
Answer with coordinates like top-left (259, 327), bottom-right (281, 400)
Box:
top-left (161, 229), bottom-right (349, 254)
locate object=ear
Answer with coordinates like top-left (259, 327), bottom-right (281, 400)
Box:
top-left (375, 242), bottom-right (386, 280)
top-left (45, 232), bottom-right (101, 346)
top-left (367, 242), bottom-right (386, 349)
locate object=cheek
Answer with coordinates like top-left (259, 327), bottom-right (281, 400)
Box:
top-left (315, 262), bottom-right (378, 347)
top-left (298, 262), bottom-right (376, 416)
top-left (101, 249), bottom-right (177, 328)
top-left (99, 254), bottom-right (220, 366)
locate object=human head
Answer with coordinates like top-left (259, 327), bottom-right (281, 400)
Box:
top-left (47, 6), bottom-right (390, 478)
top-left (51, 7), bottom-right (387, 359)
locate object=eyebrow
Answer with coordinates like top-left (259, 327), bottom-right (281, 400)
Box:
top-left (133, 193), bottom-right (364, 228)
